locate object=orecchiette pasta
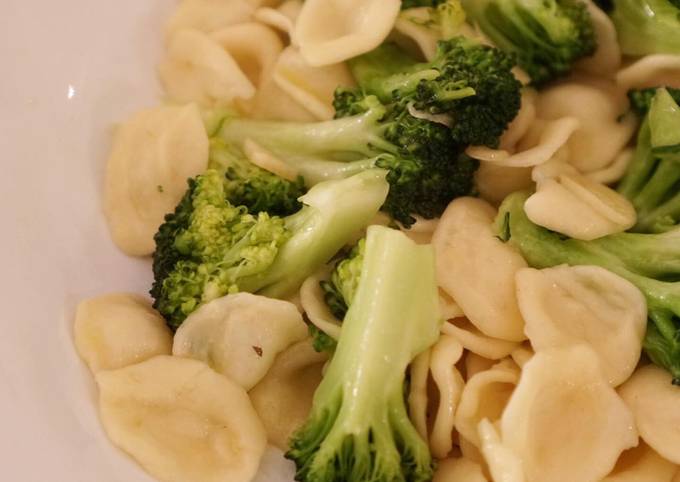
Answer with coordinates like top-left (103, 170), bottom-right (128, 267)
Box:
top-left (173, 293), bottom-right (308, 390)
top-left (96, 356), bottom-right (267, 482)
top-left (392, 7), bottom-right (440, 61)
top-left (509, 343), bottom-right (533, 369)
top-left (616, 55), bottom-right (680, 90)
top-left (253, 0), bottom-right (303, 44)
top-left (475, 164), bottom-right (534, 206)
top-left (439, 290), bottom-right (465, 321)
top-left (501, 345), bottom-right (638, 482)
top-left (465, 352), bottom-right (497, 380)
top-left (74, 293), bottom-right (172, 373)
top-left (433, 198), bottom-right (527, 342)
top-left (442, 319), bottom-right (519, 360)
top-left (576, 1), bottom-right (621, 76)
top-left (104, 103), bottom-right (209, 256)
top-left (408, 347), bottom-right (431, 441)
top-left (499, 89), bottom-right (538, 151)
top-left (294, 0), bottom-right (401, 66)
top-left (601, 442), bottom-right (678, 482)
top-left (245, 67), bottom-right (317, 121)
top-left (165, 0), bottom-right (254, 38)
top-left (250, 339), bottom-right (328, 449)
top-left (585, 148), bottom-right (633, 185)
top-left (433, 457), bottom-right (488, 482)
top-left (619, 365), bottom-right (680, 465)
top-left (158, 29), bottom-right (256, 105)
top-left (478, 419), bottom-right (526, 482)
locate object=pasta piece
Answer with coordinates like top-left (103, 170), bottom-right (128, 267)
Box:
top-left (465, 352), bottom-right (497, 380)
top-left (429, 335), bottom-right (465, 459)
top-left (535, 82), bottom-right (637, 173)
top-left (475, 164), bottom-right (533, 206)
top-left (434, 457), bottom-right (488, 482)
top-left (509, 343), bottom-right (533, 368)
top-left (455, 362), bottom-right (520, 448)
top-left (499, 89), bottom-right (538, 151)
top-left (246, 66), bottom-right (317, 121)
top-left (601, 442), bottom-right (677, 482)
top-left (165, 0), bottom-right (254, 38)
top-left (442, 319), bottom-right (519, 360)
top-left (524, 170), bottom-right (637, 240)
top-left (460, 435), bottom-right (487, 468)
top-left (619, 365), bottom-right (680, 465)
top-left (478, 419), bottom-right (526, 482)
top-left (104, 104), bottom-right (209, 256)
top-left (294, 0), bottom-right (401, 66)
top-left (432, 198), bottom-right (527, 342)
top-left (515, 265), bottom-right (646, 386)
top-left (173, 293), bottom-right (308, 390)
top-left (585, 148), bottom-right (633, 185)
top-left (96, 356), bottom-right (267, 482)
top-left (392, 8), bottom-right (440, 61)
top-left (299, 272), bottom-right (342, 341)
top-left (250, 339), bottom-right (328, 450)
top-left (616, 55), bottom-right (680, 90)
top-left (576, 1), bottom-right (621, 76)
top-left (439, 290), bottom-right (464, 321)
top-left (74, 293), bottom-right (172, 373)
top-left (273, 47), bottom-right (355, 120)
top-left (400, 216), bottom-right (439, 245)
top-left (254, 0), bottom-right (303, 44)
top-left (501, 345), bottom-right (638, 482)
top-left (243, 138), bottom-right (299, 181)
top-left (159, 29), bottom-right (256, 105)
top-left (408, 348), bottom-right (431, 441)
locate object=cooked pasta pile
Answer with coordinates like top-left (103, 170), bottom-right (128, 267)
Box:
top-left (73, 1), bottom-right (680, 482)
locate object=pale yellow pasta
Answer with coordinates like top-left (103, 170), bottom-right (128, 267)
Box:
top-left (460, 434), bottom-right (487, 468)
top-left (576, 1), bottom-right (621, 76)
top-left (524, 171), bottom-right (637, 240)
top-left (585, 148), bottom-right (633, 185)
top-left (429, 334), bottom-right (465, 458)
top-left (601, 442), bottom-right (677, 482)
top-left (295, 0), bottom-right (401, 66)
top-left (254, 0), bottom-right (303, 44)
top-left (478, 419), bottom-right (526, 482)
top-left (442, 319), bottom-right (519, 360)
top-left (159, 29), bottom-right (256, 105)
top-left (250, 339), bottom-right (328, 449)
top-left (74, 293), bottom-right (172, 373)
top-left (273, 47), bottom-right (355, 120)
top-left (392, 7), bottom-right (440, 61)
top-left (400, 216), bottom-right (440, 245)
top-left (432, 198), bottom-right (527, 342)
top-left (96, 356), bottom-right (267, 482)
top-left (434, 457), bottom-right (488, 482)
top-left (173, 293), bottom-right (308, 390)
top-left (509, 343), bottom-right (533, 368)
top-left (246, 67), bottom-right (317, 121)
top-left (104, 104), bottom-right (209, 256)
top-left (165, 0), bottom-right (254, 38)
top-left (501, 345), bottom-right (638, 482)
top-left (536, 82), bottom-right (637, 173)
top-left (465, 352), bottom-right (497, 380)
top-left (299, 272), bottom-right (342, 340)
top-left (408, 348), bottom-right (432, 441)
top-left (455, 362), bottom-right (520, 449)
top-left (475, 164), bottom-right (533, 206)
top-left (516, 265), bottom-right (646, 386)
top-left (499, 89), bottom-right (538, 151)
top-left (616, 55), bottom-right (680, 90)
top-left (619, 365), bottom-right (680, 465)
top-left (439, 289), bottom-right (464, 320)
top-left (243, 138), bottom-right (300, 181)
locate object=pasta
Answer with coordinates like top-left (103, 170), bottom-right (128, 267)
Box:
top-left (433, 457), bottom-right (488, 482)
top-left (442, 319), bottom-right (519, 361)
top-left (104, 103), bottom-right (209, 256)
top-left (501, 345), bottom-right (638, 482)
top-left (74, 293), bottom-right (172, 373)
top-left (96, 356), bottom-right (267, 482)
top-left (249, 339), bottom-right (328, 449)
top-left (433, 198), bottom-right (527, 342)
top-left (601, 442), bottom-right (677, 482)
top-left (616, 55), bottom-right (680, 90)
top-left (165, 0), bottom-right (254, 38)
top-left (478, 419), bottom-right (525, 482)
top-left (392, 7), bottom-right (441, 61)
top-left (515, 265), bottom-right (646, 386)
top-left (576, 1), bottom-right (621, 76)
top-left (172, 293), bottom-right (308, 390)
top-left (299, 272), bottom-right (342, 340)
top-left (253, 1), bottom-right (303, 43)
top-left (407, 347), bottom-right (431, 441)
top-left (619, 365), bottom-right (680, 465)
top-left (464, 352), bottom-right (497, 380)
top-left (294, 0), bottom-right (401, 66)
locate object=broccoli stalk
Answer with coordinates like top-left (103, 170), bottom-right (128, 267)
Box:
top-left (628, 88), bottom-right (680, 117)
top-left (287, 225), bottom-right (441, 481)
top-left (151, 169), bottom-right (389, 329)
top-left (462, 0), bottom-right (596, 85)
top-left (618, 89), bottom-right (680, 233)
top-left (347, 37), bottom-right (522, 147)
top-left (611, 0), bottom-right (680, 56)
top-left (496, 191), bottom-right (680, 383)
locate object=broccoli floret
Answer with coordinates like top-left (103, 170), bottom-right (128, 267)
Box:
top-left (399, 1), bottom-right (468, 40)
top-left (151, 169), bottom-right (389, 329)
top-left (611, 0), bottom-right (680, 56)
top-left (287, 225), bottom-right (441, 481)
top-left (217, 95), bottom-right (477, 226)
top-left (462, 0), bottom-right (596, 85)
top-left (348, 37), bottom-right (522, 147)
top-left (402, 0), bottom-right (448, 8)
top-left (619, 89), bottom-right (680, 233)
top-left (628, 88), bottom-right (680, 117)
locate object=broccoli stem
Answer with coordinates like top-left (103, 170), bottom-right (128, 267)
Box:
top-left (288, 226), bottom-right (440, 481)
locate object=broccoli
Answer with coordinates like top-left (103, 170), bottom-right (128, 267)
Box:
top-left (287, 225), bottom-right (441, 482)
top-left (151, 169), bottom-right (389, 329)
top-left (611, 0), bottom-right (680, 56)
top-left (347, 37), bottom-right (522, 147)
top-left (618, 89), bottom-right (680, 233)
top-left (461, 0), bottom-right (597, 85)
top-left (401, 0), bottom-right (448, 8)
top-left (217, 94), bottom-right (478, 226)
top-left (592, 0), bottom-right (613, 11)
top-left (399, 0), bottom-right (468, 40)
top-left (628, 88), bottom-right (680, 117)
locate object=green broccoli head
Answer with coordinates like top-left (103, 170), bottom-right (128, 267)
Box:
top-left (321, 238), bottom-right (366, 320)
top-left (348, 37), bottom-right (522, 147)
top-left (611, 0), bottom-right (680, 56)
top-left (151, 169), bottom-right (389, 329)
top-left (287, 226), bottom-right (440, 481)
top-left (628, 88), bottom-right (680, 117)
top-left (619, 89), bottom-right (680, 233)
top-left (462, 0), bottom-right (596, 85)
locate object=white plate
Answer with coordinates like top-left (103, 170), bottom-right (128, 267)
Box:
top-left (0, 1), bottom-right (294, 480)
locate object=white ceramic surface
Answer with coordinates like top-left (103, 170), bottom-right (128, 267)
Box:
top-left (0, 2), bottom-right (294, 480)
